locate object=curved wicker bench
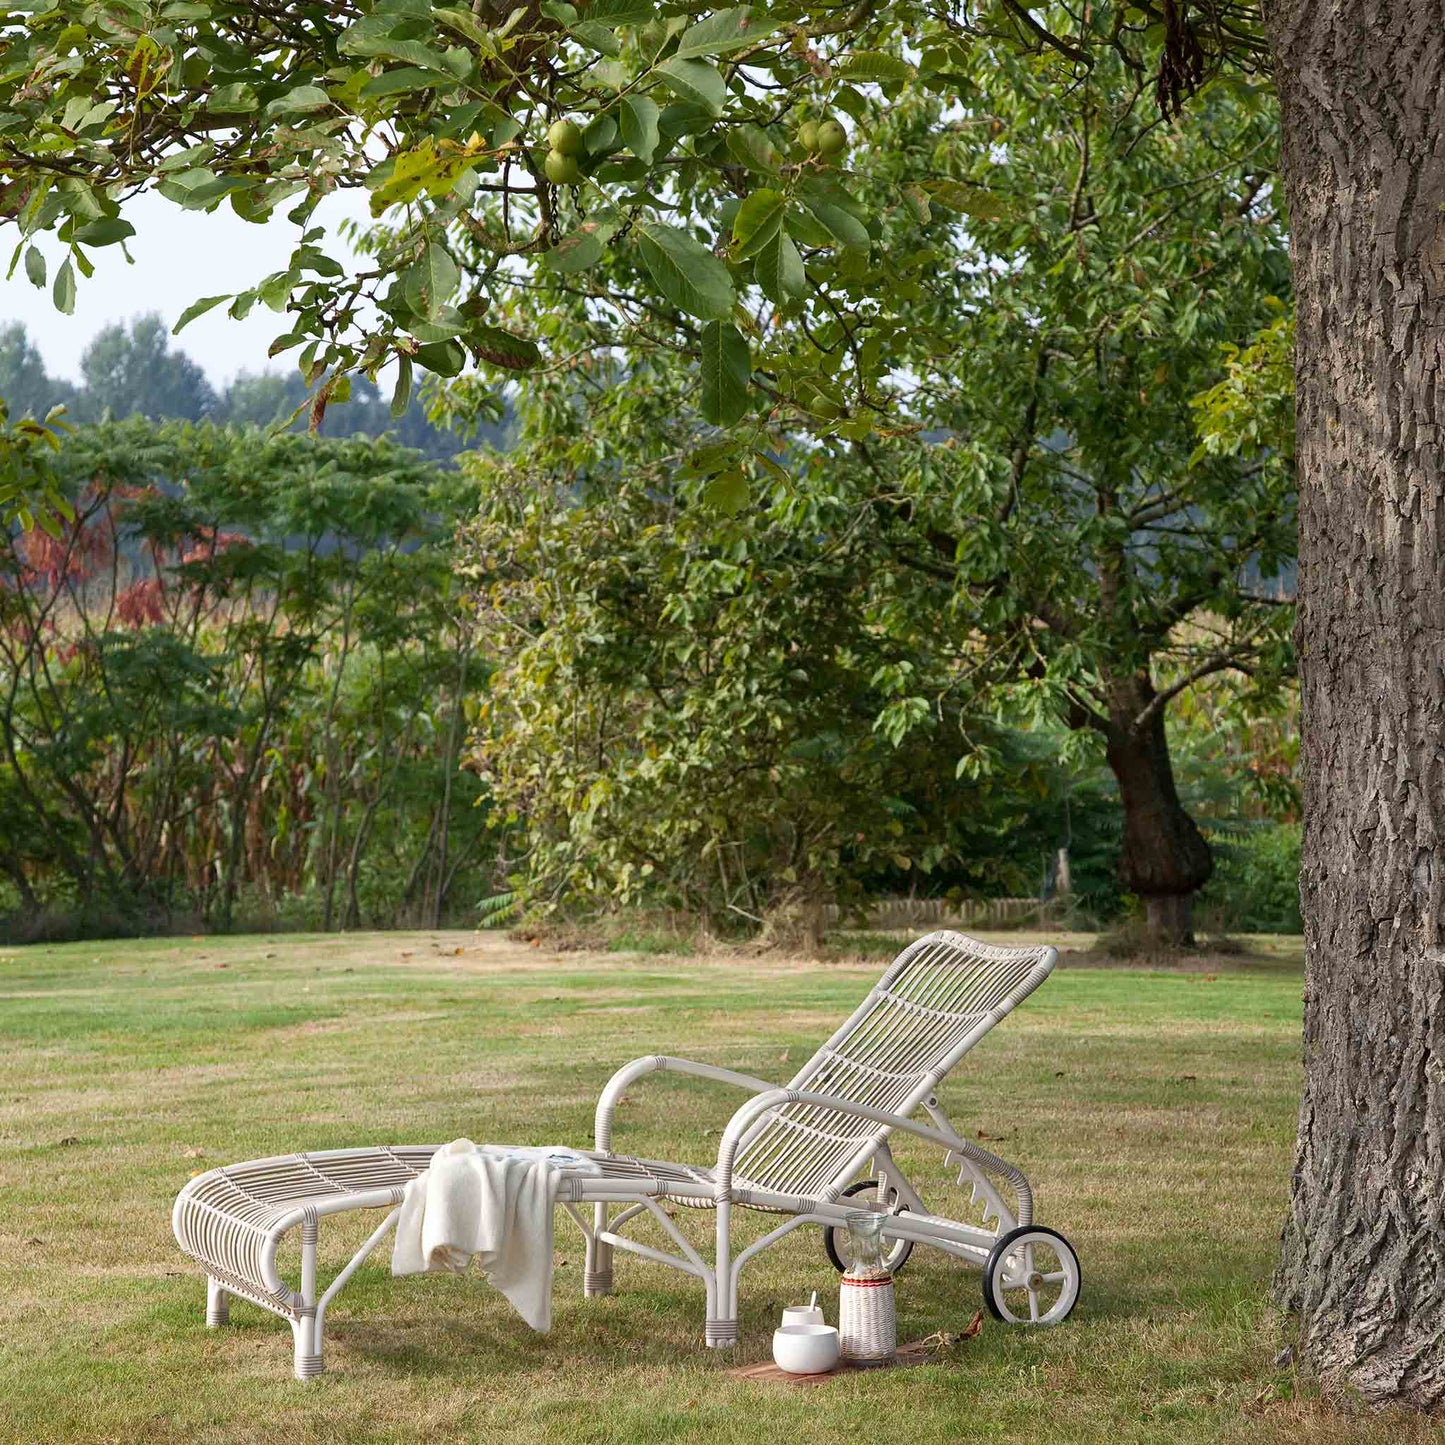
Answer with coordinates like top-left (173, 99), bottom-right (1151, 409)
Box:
top-left (174, 932), bottom-right (1075, 1379)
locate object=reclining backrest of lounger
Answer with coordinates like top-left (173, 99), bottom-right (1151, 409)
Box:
top-left (729, 931), bottom-right (1056, 1200)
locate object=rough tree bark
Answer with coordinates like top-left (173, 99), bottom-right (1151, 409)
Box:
top-left (1267, 0), bottom-right (1445, 1407)
top-left (1100, 669), bottom-right (1214, 944)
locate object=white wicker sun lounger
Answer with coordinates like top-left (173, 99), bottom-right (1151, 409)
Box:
top-left (173, 931), bottom-right (1080, 1379)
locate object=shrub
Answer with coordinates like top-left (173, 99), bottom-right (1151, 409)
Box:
top-left (1200, 822), bottom-right (1302, 933)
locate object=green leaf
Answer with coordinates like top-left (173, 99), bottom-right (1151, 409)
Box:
top-left (469, 325), bottom-right (539, 371)
top-left (210, 81), bottom-right (259, 112)
top-left (266, 85), bottom-right (332, 115)
top-left (73, 217), bottom-right (136, 247)
top-left (57, 178), bottom-right (108, 222)
top-left (571, 20), bottom-right (620, 55)
top-left (637, 222), bottom-right (734, 321)
top-left (415, 338), bottom-right (467, 376)
top-left (754, 230), bottom-right (806, 303)
top-left (391, 354), bottom-right (414, 417)
top-left (699, 320), bottom-right (750, 426)
top-left (731, 188), bottom-right (785, 259)
top-left (408, 304), bottom-right (466, 342)
top-left (658, 101), bottom-right (716, 138)
top-left (726, 123), bottom-right (780, 173)
top-left (703, 469), bottom-right (749, 515)
top-left (674, 7), bottom-right (767, 58)
top-left (172, 294), bottom-right (230, 333)
top-left (838, 51), bottom-right (914, 84)
top-left (404, 242), bottom-right (459, 318)
top-left (52, 258), bottom-right (75, 315)
top-left (587, 0), bottom-right (652, 20)
top-left (23, 245), bottom-right (44, 288)
top-left (655, 57), bottom-right (725, 115)
top-left (542, 215), bottom-right (618, 274)
top-left (921, 178), bottom-right (1009, 220)
top-left (361, 67), bottom-right (453, 99)
top-left (620, 94), bottom-right (660, 163)
top-left (583, 113), bottom-right (619, 155)
top-left (802, 196), bottom-right (870, 250)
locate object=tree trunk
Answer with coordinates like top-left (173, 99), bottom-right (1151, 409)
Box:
top-left (1102, 672), bottom-right (1213, 944)
top-left (1267, 0), bottom-right (1445, 1407)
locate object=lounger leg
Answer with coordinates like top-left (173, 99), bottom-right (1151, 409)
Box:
top-left (705, 1202), bottom-right (737, 1347)
top-left (585, 1202), bottom-right (613, 1296)
top-left (292, 1315), bottom-right (323, 1382)
top-left (206, 1278), bottom-right (230, 1327)
top-left (292, 1213), bottom-right (324, 1381)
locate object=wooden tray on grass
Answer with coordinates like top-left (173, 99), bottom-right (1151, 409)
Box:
top-left (725, 1315), bottom-right (983, 1387)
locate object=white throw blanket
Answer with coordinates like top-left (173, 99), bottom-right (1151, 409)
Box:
top-left (391, 1140), bottom-right (597, 1331)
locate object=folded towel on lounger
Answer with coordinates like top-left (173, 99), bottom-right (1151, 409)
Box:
top-left (391, 1140), bottom-right (597, 1331)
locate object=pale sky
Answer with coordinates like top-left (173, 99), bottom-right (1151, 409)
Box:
top-left (0, 189), bottom-right (374, 387)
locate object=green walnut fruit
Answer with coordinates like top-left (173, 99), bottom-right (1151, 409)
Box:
top-left (547, 119), bottom-right (584, 157)
top-left (815, 120), bottom-right (847, 157)
top-left (544, 149), bottom-right (582, 184)
top-left (796, 119), bottom-right (820, 153)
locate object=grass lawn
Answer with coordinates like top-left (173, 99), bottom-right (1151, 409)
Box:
top-left (0, 929), bottom-right (1426, 1443)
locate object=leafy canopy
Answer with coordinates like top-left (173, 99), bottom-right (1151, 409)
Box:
top-left (0, 1), bottom-right (1258, 433)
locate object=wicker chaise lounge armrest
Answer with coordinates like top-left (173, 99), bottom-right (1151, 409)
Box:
top-left (712, 1087), bottom-right (1033, 1219)
top-left (594, 1055), bottom-right (776, 1154)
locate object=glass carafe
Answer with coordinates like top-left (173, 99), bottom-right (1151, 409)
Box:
top-left (843, 1210), bottom-right (888, 1280)
top-left (838, 1209), bottom-right (896, 1363)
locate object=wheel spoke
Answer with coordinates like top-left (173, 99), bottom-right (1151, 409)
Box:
top-left (1028, 1286), bottom-right (1039, 1322)
top-left (1042, 1270), bottom-right (1068, 1284)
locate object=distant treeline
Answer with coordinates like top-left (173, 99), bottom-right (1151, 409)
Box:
top-left (0, 315), bottom-right (509, 464)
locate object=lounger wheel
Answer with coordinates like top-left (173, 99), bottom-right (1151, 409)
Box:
top-left (824, 1180), bottom-right (914, 1274)
top-left (982, 1225), bottom-right (1080, 1326)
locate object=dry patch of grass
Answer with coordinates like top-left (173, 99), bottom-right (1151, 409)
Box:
top-left (0, 927), bottom-right (1361, 1444)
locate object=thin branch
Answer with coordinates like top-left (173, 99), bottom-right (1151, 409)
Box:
top-left (1134, 650), bottom-right (1255, 729)
top-left (998, 0), bottom-right (1093, 65)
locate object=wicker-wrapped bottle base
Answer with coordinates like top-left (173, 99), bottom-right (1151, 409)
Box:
top-left (839, 1272), bottom-right (896, 1364)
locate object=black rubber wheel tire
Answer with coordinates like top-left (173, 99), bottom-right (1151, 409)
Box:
top-left (982, 1224), bottom-right (1080, 1325)
top-left (823, 1179), bottom-right (914, 1274)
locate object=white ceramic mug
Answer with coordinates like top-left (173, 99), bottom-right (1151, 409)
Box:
top-left (781, 1303), bottom-right (826, 1328)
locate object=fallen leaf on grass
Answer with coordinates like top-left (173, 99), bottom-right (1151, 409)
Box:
top-left (977, 1129), bottom-right (1008, 1142)
top-left (59, 1135), bottom-right (79, 1147)
top-left (182, 1147), bottom-right (204, 1159)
